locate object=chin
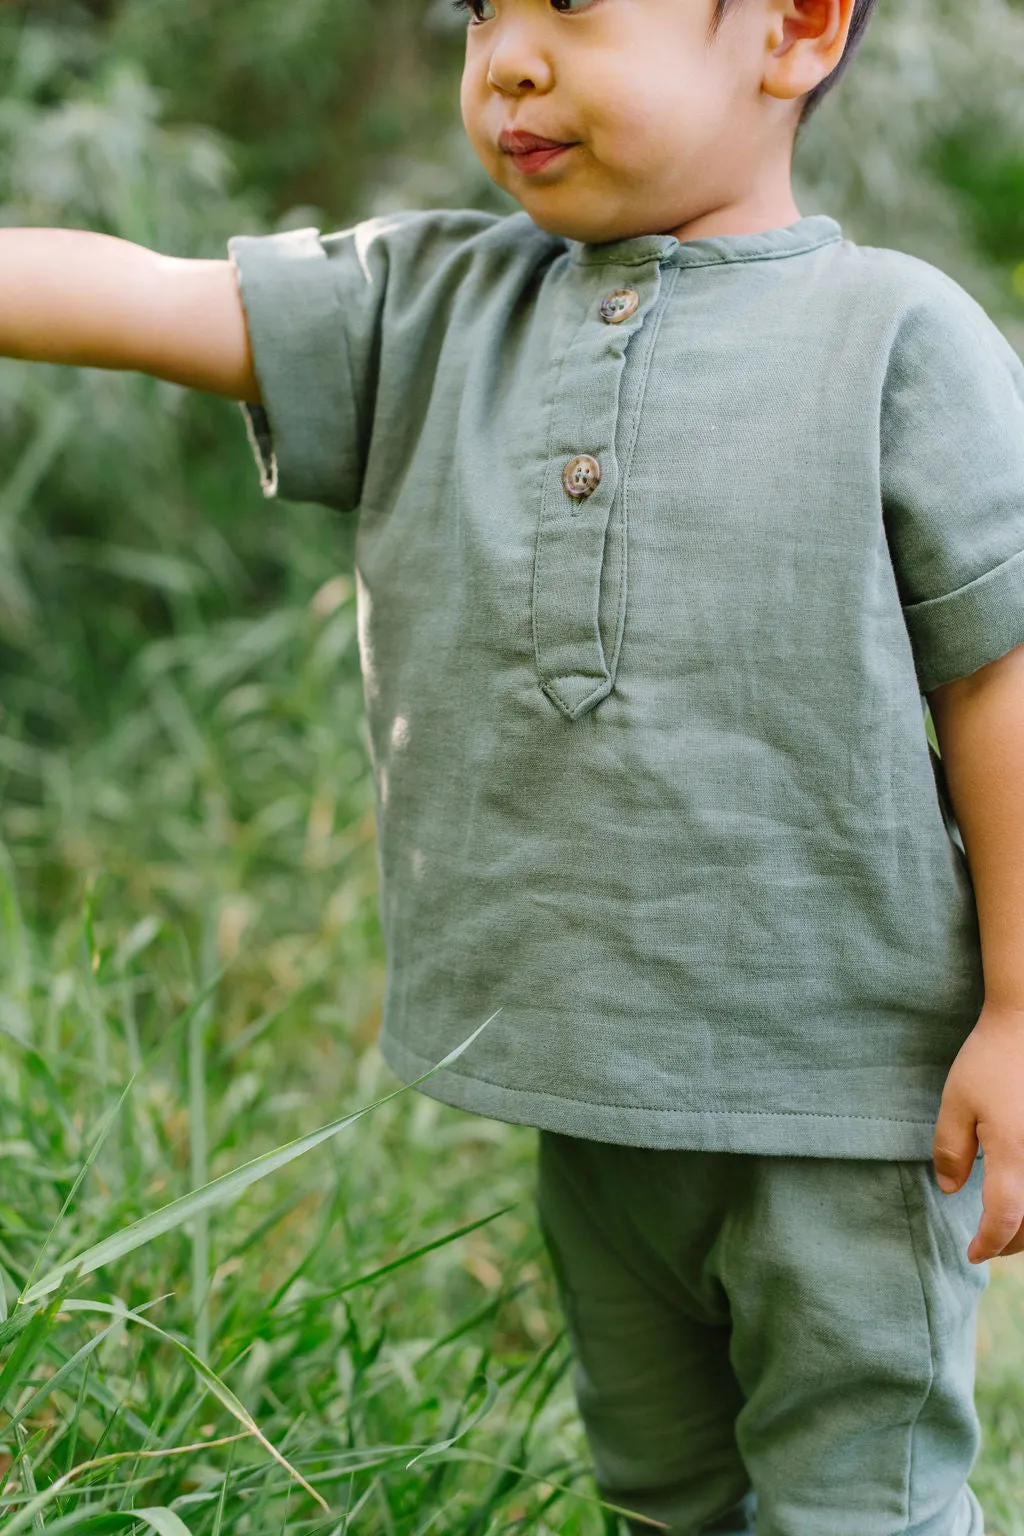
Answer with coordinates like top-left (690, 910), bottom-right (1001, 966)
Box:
top-left (519, 206), bottom-right (572, 237)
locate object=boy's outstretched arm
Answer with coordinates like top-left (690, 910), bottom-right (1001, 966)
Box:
top-left (0, 228), bottom-right (261, 403)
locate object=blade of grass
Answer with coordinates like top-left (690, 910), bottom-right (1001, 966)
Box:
top-left (11, 1420), bottom-right (43, 1535)
top-left (189, 912), bottom-right (218, 1365)
top-left (0, 1286), bottom-right (72, 1410)
top-left (131, 1510), bottom-right (195, 1536)
top-left (0, 833), bottom-right (31, 1009)
top-left (209, 1434), bottom-right (236, 1536)
top-left (417, 1281), bottom-right (532, 1359)
top-left (1, 1513), bottom-right (129, 1535)
top-left (414, 1447), bottom-right (672, 1530)
top-left (268, 1203), bottom-right (519, 1316)
top-left (215, 984), bottom-right (316, 1064)
top-left (20, 1011), bottom-right (500, 1308)
top-left (3, 1313), bottom-right (140, 1440)
top-left (19, 1079), bottom-right (137, 1300)
top-left (507, 1329), bottom-right (571, 1412)
top-left (340, 1477), bottom-right (379, 1531)
top-left (56, 1299), bottom-right (329, 1511)
top-left (1, 1427), bottom-right (253, 1533)
top-left (3, 1500), bottom-right (199, 1536)
top-left (61, 1348), bottom-right (92, 1493)
top-left (43, 1327), bottom-right (155, 1445)
top-left (405, 1371), bottom-right (501, 1470)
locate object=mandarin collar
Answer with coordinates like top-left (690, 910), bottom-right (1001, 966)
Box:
top-left (567, 214), bottom-right (843, 269)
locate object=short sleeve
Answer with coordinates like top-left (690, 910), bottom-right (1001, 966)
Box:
top-left (880, 277), bottom-right (1024, 695)
top-left (227, 209), bottom-right (501, 513)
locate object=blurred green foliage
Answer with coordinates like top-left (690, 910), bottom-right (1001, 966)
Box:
top-left (930, 121), bottom-right (1024, 266)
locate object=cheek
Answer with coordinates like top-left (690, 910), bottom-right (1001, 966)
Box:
top-left (459, 66), bottom-right (486, 141)
top-left (584, 51), bottom-right (684, 127)
top-left (588, 79), bottom-right (686, 167)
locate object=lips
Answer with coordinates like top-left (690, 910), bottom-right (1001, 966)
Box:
top-left (499, 129), bottom-right (573, 155)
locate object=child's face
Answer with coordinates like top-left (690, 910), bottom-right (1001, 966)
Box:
top-left (459, 0), bottom-right (808, 245)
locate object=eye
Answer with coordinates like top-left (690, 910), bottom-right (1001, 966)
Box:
top-left (451, 0), bottom-right (594, 21)
top-left (450, 0), bottom-right (495, 21)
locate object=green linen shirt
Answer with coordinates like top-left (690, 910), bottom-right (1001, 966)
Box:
top-left (228, 210), bottom-right (1024, 1159)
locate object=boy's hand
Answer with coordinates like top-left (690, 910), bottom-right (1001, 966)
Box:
top-left (933, 1003), bottom-right (1024, 1263)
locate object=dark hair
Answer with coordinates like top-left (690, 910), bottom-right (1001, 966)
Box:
top-left (708, 0), bottom-right (881, 126)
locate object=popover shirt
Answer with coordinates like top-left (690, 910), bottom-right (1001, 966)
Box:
top-left (228, 210), bottom-right (1024, 1158)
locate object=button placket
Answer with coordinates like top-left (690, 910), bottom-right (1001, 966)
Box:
top-left (532, 260), bottom-right (665, 721)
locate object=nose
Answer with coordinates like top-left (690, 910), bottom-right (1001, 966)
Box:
top-left (485, 19), bottom-right (554, 94)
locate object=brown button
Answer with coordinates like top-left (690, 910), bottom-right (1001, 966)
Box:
top-left (563, 454), bottom-right (602, 499)
top-left (599, 288), bottom-right (640, 324)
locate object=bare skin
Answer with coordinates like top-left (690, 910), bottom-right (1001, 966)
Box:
top-left (928, 649), bottom-right (1024, 1261)
top-left (458, 0), bottom-right (857, 245)
top-left (0, 228), bottom-right (260, 402)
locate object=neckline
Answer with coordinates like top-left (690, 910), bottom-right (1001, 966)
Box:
top-left (568, 214), bottom-right (843, 269)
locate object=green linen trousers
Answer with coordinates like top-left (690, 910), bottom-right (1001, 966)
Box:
top-left (535, 1134), bottom-right (989, 1536)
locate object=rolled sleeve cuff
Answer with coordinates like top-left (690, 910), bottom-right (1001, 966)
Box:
top-left (228, 227), bottom-right (360, 511)
top-left (903, 543), bottom-right (1024, 693)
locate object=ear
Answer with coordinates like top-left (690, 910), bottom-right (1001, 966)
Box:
top-left (761, 0), bottom-right (857, 104)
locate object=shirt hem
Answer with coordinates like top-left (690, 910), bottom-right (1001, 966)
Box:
top-left (378, 1030), bottom-right (940, 1161)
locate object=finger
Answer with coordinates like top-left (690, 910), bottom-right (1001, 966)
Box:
top-left (999, 1221), bottom-right (1024, 1259)
top-left (933, 1096), bottom-right (978, 1193)
top-left (968, 1164), bottom-right (1024, 1263)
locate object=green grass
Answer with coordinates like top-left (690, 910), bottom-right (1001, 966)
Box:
top-left (0, 897), bottom-right (609, 1533)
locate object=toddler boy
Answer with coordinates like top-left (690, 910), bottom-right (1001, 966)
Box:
top-left (4, 0), bottom-right (1024, 1531)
